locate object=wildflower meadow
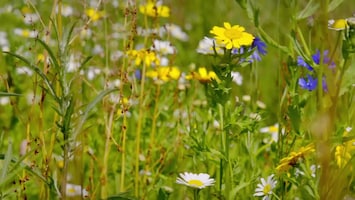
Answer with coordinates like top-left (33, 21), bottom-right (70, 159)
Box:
top-left (1, 0), bottom-right (355, 199)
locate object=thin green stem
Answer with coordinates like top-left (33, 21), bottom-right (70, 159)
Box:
top-left (135, 62), bottom-right (147, 197)
top-left (193, 189), bottom-right (200, 200)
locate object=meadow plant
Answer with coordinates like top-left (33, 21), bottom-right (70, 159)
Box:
top-left (0, 0), bottom-right (355, 200)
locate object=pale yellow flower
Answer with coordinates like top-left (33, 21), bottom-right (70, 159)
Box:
top-left (146, 66), bottom-right (181, 83)
top-left (185, 67), bottom-right (220, 83)
top-left (139, 2), bottom-right (170, 18)
top-left (85, 8), bottom-right (104, 22)
top-left (126, 49), bottom-right (160, 67)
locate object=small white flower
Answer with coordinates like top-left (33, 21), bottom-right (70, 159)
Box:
top-left (66, 183), bottom-right (89, 197)
top-left (197, 37), bottom-right (223, 55)
top-left (176, 172), bottom-right (215, 189)
top-left (163, 24), bottom-right (189, 41)
top-left (86, 67), bottom-right (101, 80)
top-left (0, 97), bottom-right (10, 105)
top-left (0, 31), bottom-right (10, 51)
top-left (152, 40), bottom-right (175, 55)
top-left (231, 71), bottom-right (243, 85)
top-left (260, 124), bottom-right (283, 143)
top-left (23, 13), bottom-right (39, 24)
top-left (16, 66), bottom-right (33, 76)
top-left (254, 174), bottom-right (277, 200)
top-left (57, 5), bottom-right (74, 17)
top-left (345, 127), bottom-right (352, 133)
top-left (14, 28), bottom-right (38, 38)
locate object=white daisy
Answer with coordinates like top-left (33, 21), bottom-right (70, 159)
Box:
top-left (163, 24), bottom-right (189, 41)
top-left (176, 172), bottom-right (215, 189)
top-left (231, 71), bottom-right (243, 86)
top-left (66, 183), bottom-right (89, 198)
top-left (196, 37), bottom-right (223, 55)
top-left (152, 40), bottom-right (175, 55)
top-left (260, 124), bottom-right (284, 143)
top-left (254, 174), bottom-right (277, 200)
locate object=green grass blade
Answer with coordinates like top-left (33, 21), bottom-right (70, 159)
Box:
top-left (0, 92), bottom-right (21, 97)
top-left (328, 0), bottom-right (345, 12)
top-left (72, 88), bottom-right (118, 140)
top-left (35, 38), bottom-right (60, 70)
top-left (297, 0), bottom-right (320, 20)
top-left (2, 51), bottom-right (59, 103)
top-left (0, 140), bottom-right (12, 182)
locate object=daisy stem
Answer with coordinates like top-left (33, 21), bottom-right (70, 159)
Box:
top-left (193, 189), bottom-right (200, 200)
top-left (135, 62), bottom-right (147, 197)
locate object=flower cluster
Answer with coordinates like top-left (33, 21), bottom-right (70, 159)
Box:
top-left (197, 23), bottom-right (267, 63)
top-left (146, 66), bottom-right (181, 83)
top-left (126, 49), bottom-right (160, 67)
top-left (139, 1), bottom-right (170, 18)
top-left (185, 67), bottom-right (220, 83)
top-left (276, 144), bottom-right (315, 173)
top-left (298, 50), bottom-right (334, 91)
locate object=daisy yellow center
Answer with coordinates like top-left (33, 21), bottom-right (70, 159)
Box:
top-left (188, 179), bottom-right (204, 187)
top-left (269, 126), bottom-right (278, 133)
top-left (224, 29), bottom-right (242, 40)
top-left (332, 19), bottom-right (347, 29)
top-left (68, 188), bottom-right (76, 194)
top-left (263, 184), bottom-right (271, 194)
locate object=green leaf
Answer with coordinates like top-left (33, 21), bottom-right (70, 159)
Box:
top-left (35, 38), bottom-right (60, 70)
top-left (297, 0), bottom-right (319, 20)
top-left (2, 51), bottom-right (59, 102)
top-left (0, 140), bottom-right (12, 182)
top-left (328, 0), bottom-right (345, 12)
top-left (72, 88), bottom-right (118, 140)
top-left (0, 92), bottom-right (21, 97)
top-left (157, 188), bottom-right (170, 200)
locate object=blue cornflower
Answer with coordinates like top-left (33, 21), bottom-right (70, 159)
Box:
top-left (299, 74), bottom-right (318, 91)
top-left (135, 69), bottom-right (142, 80)
top-left (231, 37), bottom-right (267, 62)
top-left (297, 50), bottom-right (335, 71)
top-left (299, 75), bottom-right (328, 91)
top-left (251, 37), bottom-right (267, 61)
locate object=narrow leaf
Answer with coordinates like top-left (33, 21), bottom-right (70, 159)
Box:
top-left (72, 88), bottom-right (118, 140)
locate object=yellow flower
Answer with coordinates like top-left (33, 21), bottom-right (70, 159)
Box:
top-left (186, 67), bottom-right (220, 83)
top-left (276, 144), bottom-right (315, 173)
top-left (210, 22), bottom-right (254, 49)
top-left (126, 49), bottom-right (160, 67)
top-left (335, 127), bottom-right (355, 168)
top-left (328, 19), bottom-right (348, 31)
top-left (139, 2), bottom-right (170, 18)
top-left (37, 54), bottom-right (45, 63)
top-left (146, 66), bottom-right (181, 83)
top-left (85, 8), bottom-right (104, 22)
top-left (335, 145), bottom-right (352, 168)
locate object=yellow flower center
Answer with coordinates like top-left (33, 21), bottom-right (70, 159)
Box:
top-left (269, 125), bottom-right (278, 133)
top-left (263, 184), bottom-right (271, 194)
top-left (68, 187), bottom-right (76, 194)
top-left (224, 29), bottom-right (242, 40)
top-left (187, 179), bottom-right (204, 187)
top-left (332, 19), bottom-right (347, 29)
